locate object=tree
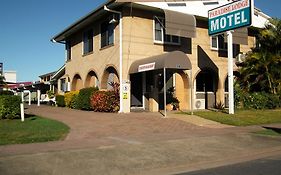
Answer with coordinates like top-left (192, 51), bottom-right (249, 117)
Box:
top-left (0, 75), bottom-right (6, 89)
top-left (238, 18), bottom-right (281, 94)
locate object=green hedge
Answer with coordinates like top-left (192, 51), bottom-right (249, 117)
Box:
top-left (75, 87), bottom-right (99, 110)
top-left (56, 95), bottom-right (65, 107)
top-left (64, 91), bottom-right (79, 108)
top-left (0, 95), bottom-right (21, 119)
top-left (0, 90), bottom-right (14, 96)
top-left (235, 87), bottom-right (281, 109)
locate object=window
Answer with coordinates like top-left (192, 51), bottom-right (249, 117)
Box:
top-left (211, 36), bottom-right (218, 50)
top-left (101, 21), bottom-right (114, 48)
top-left (83, 29), bottom-right (93, 54)
top-left (60, 78), bottom-right (66, 92)
top-left (65, 41), bottom-right (71, 61)
top-left (154, 16), bottom-right (180, 45)
top-left (211, 34), bottom-right (227, 50)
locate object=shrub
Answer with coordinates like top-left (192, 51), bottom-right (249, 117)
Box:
top-left (64, 91), bottom-right (79, 108)
top-left (47, 90), bottom-right (55, 98)
top-left (90, 91), bottom-right (119, 112)
top-left (235, 86), bottom-right (281, 110)
top-left (76, 87), bottom-right (99, 110)
top-left (0, 90), bottom-right (14, 96)
top-left (0, 95), bottom-right (21, 119)
top-left (56, 95), bottom-right (65, 107)
top-left (214, 101), bottom-right (225, 111)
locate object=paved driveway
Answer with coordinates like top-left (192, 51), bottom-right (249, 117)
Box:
top-left (1, 105), bottom-right (281, 175)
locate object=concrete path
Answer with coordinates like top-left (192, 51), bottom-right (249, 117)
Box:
top-left (168, 112), bottom-right (233, 128)
top-left (1, 105), bottom-right (281, 175)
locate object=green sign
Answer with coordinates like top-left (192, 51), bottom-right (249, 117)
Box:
top-left (208, 0), bottom-right (252, 36)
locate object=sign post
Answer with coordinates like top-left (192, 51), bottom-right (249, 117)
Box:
top-left (208, 0), bottom-right (253, 114)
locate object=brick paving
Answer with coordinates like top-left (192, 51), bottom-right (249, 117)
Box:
top-left (1, 105), bottom-right (281, 175)
top-left (0, 105), bottom-right (247, 156)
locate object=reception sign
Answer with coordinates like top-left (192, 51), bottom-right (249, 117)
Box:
top-left (208, 0), bottom-right (252, 35)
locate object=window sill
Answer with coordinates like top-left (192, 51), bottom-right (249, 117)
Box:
top-left (82, 51), bottom-right (93, 57)
top-left (100, 44), bottom-right (114, 50)
top-left (154, 41), bottom-right (181, 46)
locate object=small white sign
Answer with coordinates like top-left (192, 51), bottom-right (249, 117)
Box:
top-left (138, 62), bottom-right (155, 72)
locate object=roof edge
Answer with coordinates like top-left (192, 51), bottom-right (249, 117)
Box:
top-left (51, 0), bottom-right (115, 42)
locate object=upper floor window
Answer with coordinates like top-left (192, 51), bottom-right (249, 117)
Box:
top-left (60, 78), bottom-right (66, 92)
top-left (154, 16), bottom-right (180, 45)
top-left (211, 34), bottom-right (227, 50)
top-left (101, 21), bottom-right (114, 48)
top-left (65, 41), bottom-right (71, 61)
top-left (83, 29), bottom-right (93, 54)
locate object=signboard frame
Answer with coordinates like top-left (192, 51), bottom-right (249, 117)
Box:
top-left (208, 0), bottom-right (252, 36)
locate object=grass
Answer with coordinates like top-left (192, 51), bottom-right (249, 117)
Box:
top-left (254, 129), bottom-right (281, 137)
top-left (181, 109), bottom-right (281, 126)
top-left (0, 115), bottom-right (70, 145)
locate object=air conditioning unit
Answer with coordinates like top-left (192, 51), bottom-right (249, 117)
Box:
top-left (193, 99), bottom-right (205, 110)
top-left (237, 53), bottom-right (246, 62)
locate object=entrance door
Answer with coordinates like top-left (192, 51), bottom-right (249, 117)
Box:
top-left (130, 73), bottom-right (143, 107)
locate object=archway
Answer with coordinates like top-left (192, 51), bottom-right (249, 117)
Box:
top-left (195, 69), bottom-right (218, 109)
top-left (174, 70), bottom-right (189, 110)
top-left (72, 74), bottom-right (83, 91)
top-left (85, 71), bottom-right (99, 88)
top-left (101, 66), bottom-right (119, 90)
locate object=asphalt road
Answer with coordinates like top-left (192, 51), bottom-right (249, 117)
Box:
top-left (176, 155), bottom-right (281, 175)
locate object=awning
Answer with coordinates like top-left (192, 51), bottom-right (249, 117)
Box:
top-left (224, 27), bottom-right (248, 45)
top-left (164, 9), bottom-right (196, 38)
top-left (129, 51), bottom-right (192, 74)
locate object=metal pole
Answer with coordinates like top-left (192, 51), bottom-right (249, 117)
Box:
top-left (227, 31), bottom-right (234, 114)
top-left (164, 68), bottom-right (167, 117)
top-left (190, 70), bottom-right (194, 115)
top-left (21, 92), bottom-right (24, 102)
top-left (37, 90), bottom-right (41, 106)
top-left (142, 73), bottom-right (146, 110)
top-left (28, 91), bottom-right (31, 105)
top-left (20, 103), bottom-right (24, 122)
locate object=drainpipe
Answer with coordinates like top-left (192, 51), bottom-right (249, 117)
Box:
top-left (104, 5), bottom-right (123, 113)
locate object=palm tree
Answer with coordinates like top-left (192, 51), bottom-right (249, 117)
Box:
top-left (238, 18), bottom-right (281, 94)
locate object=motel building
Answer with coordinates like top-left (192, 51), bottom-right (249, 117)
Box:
top-left (51, 0), bottom-right (269, 113)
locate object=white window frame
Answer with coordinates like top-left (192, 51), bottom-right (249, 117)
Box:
top-left (153, 16), bottom-right (180, 45)
top-left (210, 34), bottom-right (227, 51)
top-left (210, 36), bottom-right (219, 50)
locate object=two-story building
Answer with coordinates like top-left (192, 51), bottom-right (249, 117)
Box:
top-left (52, 0), bottom-right (269, 113)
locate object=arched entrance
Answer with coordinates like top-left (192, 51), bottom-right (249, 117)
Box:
top-left (72, 74), bottom-right (83, 91)
top-left (174, 70), bottom-right (189, 110)
top-left (101, 66), bottom-right (119, 90)
top-left (195, 69), bottom-right (218, 109)
top-left (129, 51), bottom-right (192, 113)
top-left (85, 71), bottom-right (99, 88)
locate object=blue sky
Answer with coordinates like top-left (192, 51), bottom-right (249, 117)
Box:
top-left (0, 0), bottom-right (280, 82)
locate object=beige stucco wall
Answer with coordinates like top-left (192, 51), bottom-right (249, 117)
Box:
top-left (65, 17), bottom-right (121, 91)
top-left (63, 6), bottom-right (255, 110)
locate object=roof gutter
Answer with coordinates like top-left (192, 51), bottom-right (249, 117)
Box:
top-left (51, 0), bottom-right (116, 43)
